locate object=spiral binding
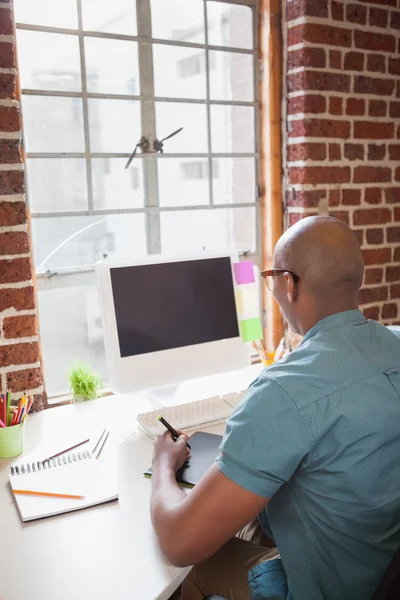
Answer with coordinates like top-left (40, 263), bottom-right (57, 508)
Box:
top-left (10, 450), bottom-right (92, 476)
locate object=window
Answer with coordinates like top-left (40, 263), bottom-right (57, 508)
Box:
top-left (16, 0), bottom-right (260, 397)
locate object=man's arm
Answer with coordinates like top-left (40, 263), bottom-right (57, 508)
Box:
top-left (150, 433), bottom-right (269, 567)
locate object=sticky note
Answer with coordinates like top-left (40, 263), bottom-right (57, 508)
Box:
top-left (235, 287), bottom-right (260, 316)
top-left (233, 261), bottom-right (255, 285)
top-left (239, 317), bottom-right (263, 342)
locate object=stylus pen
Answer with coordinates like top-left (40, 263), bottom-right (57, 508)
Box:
top-left (158, 416), bottom-right (191, 449)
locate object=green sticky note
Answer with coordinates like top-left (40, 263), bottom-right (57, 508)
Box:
top-left (239, 317), bottom-right (263, 342)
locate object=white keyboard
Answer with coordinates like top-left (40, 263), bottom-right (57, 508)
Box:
top-left (137, 391), bottom-right (247, 438)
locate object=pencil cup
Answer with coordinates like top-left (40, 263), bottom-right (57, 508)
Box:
top-left (0, 422), bottom-right (25, 458)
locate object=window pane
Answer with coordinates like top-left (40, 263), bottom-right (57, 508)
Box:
top-left (32, 214), bottom-right (147, 273)
top-left (88, 99), bottom-right (141, 153)
top-left (27, 159), bottom-right (87, 213)
top-left (151, 0), bottom-right (204, 43)
top-left (213, 158), bottom-right (256, 205)
top-left (81, 0), bottom-right (137, 36)
top-left (211, 105), bottom-right (254, 154)
top-left (158, 158), bottom-right (209, 207)
top-left (160, 207), bottom-right (256, 254)
top-left (209, 50), bottom-right (254, 102)
top-left (15, 0), bottom-right (78, 29)
top-left (85, 38), bottom-right (139, 95)
top-left (153, 45), bottom-right (206, 99)
top-left (156, 102), bottom-right (208, 153)
top-left (38, 277), bottom-right (108, 397)
top-left (207, 2), bottom-right (253, 50)
top-left (22, 96), bottom-right (85, 153)
top-left (17, 30), bottom-right (81, 92)
top-left (92, 158), bottom-right (145, 209)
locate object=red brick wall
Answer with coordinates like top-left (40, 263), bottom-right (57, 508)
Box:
top-left (0, 3), bottom-right (46, 409)
top-left (286, 0), bottom-right (400, 325)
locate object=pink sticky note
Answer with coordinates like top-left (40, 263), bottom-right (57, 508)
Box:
top-left (233, 261), bottom-right (255, 285)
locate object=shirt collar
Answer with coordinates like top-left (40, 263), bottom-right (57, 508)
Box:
top-left (301, 309), bottom-right (367, 345)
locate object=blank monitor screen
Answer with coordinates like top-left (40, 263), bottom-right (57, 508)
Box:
top-left (110, 257), bottom-right (239, 358)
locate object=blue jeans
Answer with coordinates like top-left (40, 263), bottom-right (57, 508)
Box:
top-left (248, 558), bottom-right (289, 600)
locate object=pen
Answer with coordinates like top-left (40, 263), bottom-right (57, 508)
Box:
top-left (158, 416), bottom-right (191, 450)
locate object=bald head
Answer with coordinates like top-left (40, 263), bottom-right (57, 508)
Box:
top-left (274, 216), bottom-right (364, 297)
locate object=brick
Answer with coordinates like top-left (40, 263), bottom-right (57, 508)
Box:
top-left (368, 144), bottom-right (386, 161)
top-left (290, 118), bottom-right (350, 139)
top-left (0, 202), bottom-right (26, 227)
top-left (391, 283), bottom-right (400, 299)
top-left (388, 57), bottom-right (400, 75)
top-left (289, 167), bottom-right (350, 185)
top-left (346, 98), bottom-right (365, 116)
top-left (0, 231), bottom-right (29, 256)
top-left (366, 228), bottom-right (384, 244)
top-left (394, 207), bottom-right (400, 221)
top-left (364, 268), bottom-right (384, 284)
top-left (6, 367), bottom-right (42, 394)
top-left (344, 52), bottom-right (365, 71)
top-left (30, 392), bottom-right (46, 412)
top-left (362, 248), bottom-right (391, 266)
top-left (354, 76), bottom-right (395, 96)
top-left (367, 54), bottom-right (386, 73)
top-left (0, 106), bottom-right (20, 132)
top-left (363, 306), bottom-right (380, 320)
top-left (332, 1), bottom-right (344, 20)
top-left (289, 23), bottom-right (352, 48)
top-left (382, 303), bottom-right (398, 319)
top-left (329, 189), bottom-right (341, 207)
top-left (3, 315), bottom-right (37, 339)
top-left (329, 97), bottom-right (343, 115)
top-left (385, 187), bottom-right (400, 203)
top-left (395, 247), bottom-right (400, 261)
top-left (354, 208), bottom-right (392, 225)
top-left (288, 70), bottom-right (350, 93)
top-left (386, 266), bottom-right (400, 282)
top-left (287, 212), bottom-right (315, 227)
top-left (0, 42), bottom-right (15, 69)
top-left (354, 229), bottom-right (364, 246)
top-left (342, 189), bottom-right (361, 205)
top-left (354, 30), bottom-right (396, 53)
top-left (329, 210), bottom-right (350, 225)
top-left (329, 143), bottom-right (341, 160)
top-left (288, 48), bottom-right (326, 70)
top-left (390, 11), bottom-right (400, 29)
top-left (329, 50), bottom-right (342, 69)
top-left (288, 143), bottom-right (326, 162)
top-left (369, 100), bottom-right (387, 117)
top-left (353, 121), bottom-right (394, 139)
top-left (359, 286), bottom-right (388, 304)
top-left (0, 74), bottom-right (15, 100)
top-left (387, 227), bottom-right (400, 242)
top-left (286, 189), bottom-right (326, 208)
top-left (0, 258), bottom-right (32, 284)
top-left (396, 167), bottom-right (400, 182)
top-left (369, 7), bottom-right (389, 28)
top-left (287, 0), bottom-right (329, 20)
top-left (0, 139), bottom-right (21, 164)
top-left (358, 0), bottom-right (395, 5)
top-left (365, 188), bottom-right (382, 204)
top-left (390, 102), bottom-right (400, 118)
top-left (344, 143), bottom-right (364, 161)
top-left (353, 167), bottom-right (392, 184)
top-left (347, 4), bottom-right (367, 24)
top-left (288, 94), bottom-right (326, 115)
top-left (0, 171), bottom-right (25, 196)
top-left (0, 8), bottom-right (13, 35)
top-left (0, 341), bottom-right (39, 368)
top-left (398, 80), bottom-right (400, 98)
top-left (0, 287), bottom-right (35, 312)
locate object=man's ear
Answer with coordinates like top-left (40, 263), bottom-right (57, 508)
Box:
top-left (284, 272), bottom-right (297, 302)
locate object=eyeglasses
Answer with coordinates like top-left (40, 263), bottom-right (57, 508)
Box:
top-left (261, 269), bottom-right (301, 291)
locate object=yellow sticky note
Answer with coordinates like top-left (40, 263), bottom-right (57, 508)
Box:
top-left (235, 287), bottom-right (259, 317)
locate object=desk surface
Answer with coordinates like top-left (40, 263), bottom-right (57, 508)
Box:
top-left (0, 365), bottom-right (261, 600)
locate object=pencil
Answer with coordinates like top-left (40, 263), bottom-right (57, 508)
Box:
top-left (96, 430), bottom-right (109, 459)
top-left (42, 439), bottom-right (90, 463)
top-left (13, 490), bottom-right (85, 500)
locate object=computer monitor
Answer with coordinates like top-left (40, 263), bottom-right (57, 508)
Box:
top-left (96, 252), bottom-right (250, 395)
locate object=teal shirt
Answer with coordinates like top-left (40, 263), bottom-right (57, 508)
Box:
top-left (219, 310), bottom-right (400, 600)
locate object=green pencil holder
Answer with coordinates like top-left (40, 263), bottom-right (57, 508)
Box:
top-left (0, 422), bottom-right (25, 458)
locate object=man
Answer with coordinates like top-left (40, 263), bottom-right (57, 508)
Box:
top-left (150, 216), bottom-right (400, 600)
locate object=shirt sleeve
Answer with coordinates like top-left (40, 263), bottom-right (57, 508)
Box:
top-left (218, 375), bottom-right (310, 498)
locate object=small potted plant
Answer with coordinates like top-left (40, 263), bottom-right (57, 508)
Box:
top-left (67, 362), bottom-right (103, 403)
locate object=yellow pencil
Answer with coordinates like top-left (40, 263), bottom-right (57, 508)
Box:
top-left (13, 490), bottom-right (85, 500)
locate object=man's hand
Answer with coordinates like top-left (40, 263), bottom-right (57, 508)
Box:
top-left (152, 431), bottom-right (191, 472)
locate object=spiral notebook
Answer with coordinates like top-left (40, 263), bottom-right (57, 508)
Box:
top-left (9, 452), bottom-right (119, 522)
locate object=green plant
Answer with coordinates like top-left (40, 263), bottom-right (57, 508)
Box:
top-left (67, 362), bottom-right (103, 402)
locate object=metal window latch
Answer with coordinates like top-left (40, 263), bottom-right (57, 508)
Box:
top-left (125, 127), bottom-right (183, 169)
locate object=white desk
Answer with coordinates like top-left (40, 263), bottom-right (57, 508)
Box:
top-left (0, 365), bottom-right (262, 600)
